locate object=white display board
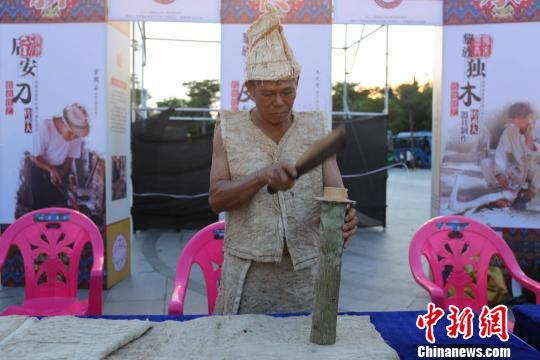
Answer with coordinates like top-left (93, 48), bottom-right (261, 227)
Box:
top-left (0, 22), bottom-right (132, 288)
top-left (436, 22), bottom-right (540, 229)
top-left (334, 0), bottom-right (443, 25)
top-left (220, 24), bottom-right (332, 119)
top-left (0, 23), bottom-right (107, 225)
top-left (108, 0), bottom-right (220, 22)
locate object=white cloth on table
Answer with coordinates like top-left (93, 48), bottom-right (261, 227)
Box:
top-left (0, 316), bottom-right (152, 360)
top-left (108, 315), bottom-right (399, 360)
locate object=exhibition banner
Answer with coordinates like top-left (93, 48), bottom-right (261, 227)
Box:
top-left (436, 22), bottom-right (540, 229)
top-left (106, 22), bottom-right (131, 225)
top-left (0, 22), bottom-right (132, 288)
top-left (0, 23), bottom-right (107, 228)
top-left (220, 24), bottom-right (332, 118)
top-left (105, 23), bottom-right (132, 287)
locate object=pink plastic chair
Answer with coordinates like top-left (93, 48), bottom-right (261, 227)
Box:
top-left (0, 208), bottom-right (104, 316)
top-left (409, 215), bottom-right (540, 313)
top-left (168, 221), bottom-right (224, 315)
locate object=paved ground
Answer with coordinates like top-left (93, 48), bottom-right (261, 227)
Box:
top-left (1, 168), bottom-right (434, 315)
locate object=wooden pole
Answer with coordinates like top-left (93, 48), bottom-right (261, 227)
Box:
top-left (310, 201), bottom-right (348, 345)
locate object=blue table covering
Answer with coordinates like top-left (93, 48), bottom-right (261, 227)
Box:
top-left (84, 311), bottom-right (539, 359)
top-left (513, 305), bottom-right (540, 352)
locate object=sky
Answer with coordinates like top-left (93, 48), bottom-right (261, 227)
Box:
top-left (133, 22), bottom-right (437, 107)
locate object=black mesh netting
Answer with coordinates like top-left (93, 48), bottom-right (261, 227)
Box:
top-left (131, 110), bottom-right (387, 230)
top-left (334, 116), bottom-right (388, 228)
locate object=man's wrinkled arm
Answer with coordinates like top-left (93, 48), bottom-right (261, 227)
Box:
top-left (322, 155), bottom-right (344, 188)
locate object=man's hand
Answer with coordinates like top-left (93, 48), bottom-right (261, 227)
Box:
top-left (495, 174), bottom-right (509, 189)
top-left (49, 167), bottom-right (62, 185)
top-left (259, 161), bottom-right (297, 191)
top-left (312, 206), bottom-right (359, 248)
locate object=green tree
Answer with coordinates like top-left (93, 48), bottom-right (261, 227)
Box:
top-left (331, 80), bottom-right (432, 134)
top-left (156, 80), bottom-right (219, 119)
top-left (155, 80), bottom-right (220, 136)
top-left (183, 80), bottom-right (220, 110)
top-left (156, 97), bottom-right (188, 111)
top-left (391, 80), bottom-right (432, 134)
top-left (332, 82), bottom-right (385, 115)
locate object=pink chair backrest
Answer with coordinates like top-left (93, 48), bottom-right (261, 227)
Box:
top-left (0, 208), bottom-right (104, 300)
top-left (409, 215), bottom-right (526, 312)
top-left (179, 221), bottom-right (224, 314)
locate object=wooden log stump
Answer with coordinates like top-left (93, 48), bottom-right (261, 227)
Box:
top-left (310, 187), bottom-right (353, 345)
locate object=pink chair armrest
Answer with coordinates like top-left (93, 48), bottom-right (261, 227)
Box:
top-left (413, 273), bottom-right (445, 308)
top-left (87, 268), bottom-right (103, 315)
top-left (168, 258), bottom-right (192, 315)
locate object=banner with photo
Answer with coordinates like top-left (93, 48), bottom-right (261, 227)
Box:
top-left (105, 23), bottom-right (132, 288)
top-left (333, 0), bottom-right (442, 25)
top-left (108, 0), bottom-right (220, 22)
top-left (0, 23), bottom-right (107, 228)
top-left (220, 24), bottom-right (332, 119)
top-left (106, 23), bottom-right (131, 225)
top-left (436, 22), bottom-right (540, 229)
top-left (0, 22), bottom-right (132, 288)
top-left (0, 0), bottom-right (105, 23)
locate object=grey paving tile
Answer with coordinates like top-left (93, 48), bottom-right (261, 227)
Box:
top-left (0, 297), bottom-right (24, 311)
top-left (339, 298), bottom-right (388, 312)
top-left (407, 297), bottom-right (430, 310)
top-left (103, 300), bottom-right (165, 315)
top-left (377, 293), bottom-right (418, 309)
top-left (156, 234), bottom-right (183, 271)
top-left (182, 288), bottom-right (211, 315)
top-left (106, 272), bottom-right (167, 302)
top-left (0, 286), bottom-right (25, 298)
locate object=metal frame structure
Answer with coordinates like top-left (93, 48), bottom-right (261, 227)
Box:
top-left (131, 21), bottom-right (391, 121)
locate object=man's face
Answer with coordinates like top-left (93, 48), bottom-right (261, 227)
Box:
top-left (511, 116), bottom-right (531, 133)
top-left (247, 78), bottom-right (298, 125)
top-left (60, 122), bottom-right (79, 141)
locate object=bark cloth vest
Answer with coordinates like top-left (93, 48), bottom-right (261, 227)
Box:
top-left (219, 110), bottom-right (327, 270)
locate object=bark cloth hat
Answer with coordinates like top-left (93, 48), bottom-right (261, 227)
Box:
top-left (62, 103), bottom-right (90, 138)
top-left (245, 4), bottom-right (301, 81)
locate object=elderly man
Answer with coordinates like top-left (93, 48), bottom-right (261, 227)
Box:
top-left (29, 103), bottom-right (90, 210)
top-left (209, 7), bottom-right (358, 315)
top-left (480, 102), bottom-right (540, 208)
